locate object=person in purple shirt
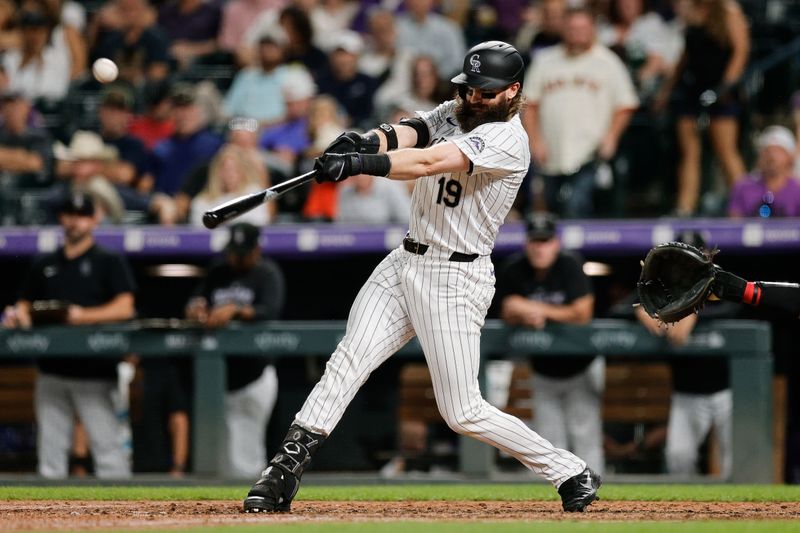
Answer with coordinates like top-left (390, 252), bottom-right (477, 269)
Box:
top-left (728, 125), bottom-right (800, 218)
top-left (158, 0), bottom-right (221, 69)
top-left (150, 84), bottom-right (223, 195)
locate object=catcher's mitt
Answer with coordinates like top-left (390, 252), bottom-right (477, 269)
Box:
top-left (637, 242), bottom-right (717, 324)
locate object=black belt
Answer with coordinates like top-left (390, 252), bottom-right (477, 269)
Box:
top-left (403, 237), bottom-right (479, 263)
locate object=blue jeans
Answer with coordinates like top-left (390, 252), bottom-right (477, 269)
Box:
top-left (543, 161), bottom-right (596, 219)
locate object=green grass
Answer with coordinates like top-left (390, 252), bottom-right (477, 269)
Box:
top-left (2, 484), bottom-right (800, 502)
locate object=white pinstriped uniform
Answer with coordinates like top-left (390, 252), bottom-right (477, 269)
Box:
top-left (295, 100), bottom-right (586, 486)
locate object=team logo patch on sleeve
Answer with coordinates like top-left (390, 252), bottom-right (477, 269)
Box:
top-left (467, 136), bottom-right (485, 153)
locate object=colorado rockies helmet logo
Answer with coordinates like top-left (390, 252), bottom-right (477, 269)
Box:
top-left (470, 54), bottom-right (481, 73)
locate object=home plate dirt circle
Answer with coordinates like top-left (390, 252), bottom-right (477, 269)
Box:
top-left (1, 500), bottom-right (799, 530)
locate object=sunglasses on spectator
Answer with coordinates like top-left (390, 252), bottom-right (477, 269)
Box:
top-left (458, 85), bottom-right (503, 100)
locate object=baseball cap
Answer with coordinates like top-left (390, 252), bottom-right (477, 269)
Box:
top-left (525, 212), bottom-right (557, 241)
top-left (282, 66), bottom-right (317, 102)
top-left (332, 31), bottom-right (364, 55)
top-left (170, 83), bottom-right (197, 107)
top-left (58, 191), bottom-right (96, 217)
top-left (757, 125), bottom-right (796, 156)
top-left (100, 86), bottom-right (134, 111)
top-left (225, 222), bottom-right (260, 255)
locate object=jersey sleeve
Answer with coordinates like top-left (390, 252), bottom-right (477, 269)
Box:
top-left (522, 55), bottom-right (544, 103)
top-left (416, 100), bottom-right (457, 144)
top-left (451, 121), bottom-right (528, 179)
top-left (106, 253), bottom-right (137, 297)
top-left (560, 253), bottom-right (593, 302)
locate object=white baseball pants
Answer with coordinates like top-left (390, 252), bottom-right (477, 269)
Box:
top-left (35, 373), bottom-right (131, 479)
top-left (666, 389), bottom-right (732, 478)
top-left (295, 246), bottom-right (586, 486)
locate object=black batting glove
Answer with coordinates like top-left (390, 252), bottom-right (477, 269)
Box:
top-left (314, 153), bottom-right (361, 183)
top-left (712, 266), bottom-right (747, 302)
top-left (324, 131), bottom-right (380, 155)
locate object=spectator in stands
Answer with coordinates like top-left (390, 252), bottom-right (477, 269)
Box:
top-left (157, 0), bottom-right (221, 70)
top-left (375, 55), bottom-right (443, 122)
top-left (654, 0), bottom-right (749, 216)
top-left (597, 0), bottom-right (670, 103)
top-left (129, 81), bottom-right (175, 150)
top-left (218, 0), bottom-right (285, 56)
top-left (223, 32), bottom-right (288, 125)
top-left (299, 94), bottom-right (346, 222)
top-left (395, 0), bottom-right (466, 78)
top-left (308, 0), bottom-right (359, 54)
top-left (185, 222), bottom-right (285, 478)
top-left (94, 86), bottom-right (151, 194)
top-left (727, 126), bottom-right (800, 218)
top-left (633, 230), bottom-right (735, 478)
top-left (0, 90), bottom-right (53, 189)
top-left (150, 83), bottom-right (223, 196)
top-left (317, 31), bottom-right (376, 129)
top-left (90, 0), bottom-right (170, 85)
top-left (189, 144), bottom-right (271, 227)
top-left (259, 65), bottom-right (316, 177)
top-left (0, 0), bottom-right (18, 53)
top-left (49, 130), bottom-right (126, 223)
top-left (335, 173), bottom-right (410, 225)
top-left (523, 7), bottom-right (638, 218)
top-left (359, 8), bottom-right (411, 88)
top-left (1, 192), bottom-right (136, 479)
top-left (2, 9), bottom-right (71, 101)
top-left (244, 5), bottom-right (328, 80)
top-left (496, 212), bottom-right (603, 475)
top-left (175, 116), bottom-right (269, 222)
top-left (515, 0), bottom-right (566, 64)
top-left (29, 0), bottom-right (87, 80)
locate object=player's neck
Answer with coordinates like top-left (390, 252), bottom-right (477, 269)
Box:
top-left (63, 236), bottom-right (95, 260)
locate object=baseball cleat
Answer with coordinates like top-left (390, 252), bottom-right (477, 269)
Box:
top-left (558, 467), bottom-right (602, 512)
top-left (242, 466), bottom-right (296, 513)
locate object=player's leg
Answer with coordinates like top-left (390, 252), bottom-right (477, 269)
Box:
top-left (530, 374), bottom-right (568, 449)
top-left (72, 378), bottom-right (132, 478)
top-left (563, 361), bottom-right (605, 475)
top-left (666, 392), bottom-right (705, 474)
top-left (245, 248), bottom-right (415, 512)
top-left (403, 257), bottom-right (591, 491)
top-left (34, 373), bottom-right (75, 478)
top-left (710, 389), bottom-right (733, 478)
top-left (225, 364), bottom-right (278, 478)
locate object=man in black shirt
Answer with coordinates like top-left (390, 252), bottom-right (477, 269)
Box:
top-left (1, 193), bottom-right (136, 478)
top-left (185, 222), bottom-right (285, 478)
top-left (0, 90), bottom-right (53, 190)
top-left (496, 212), bottom-right (603, 474)
top-left (634, 231), bottom-right (735, 477)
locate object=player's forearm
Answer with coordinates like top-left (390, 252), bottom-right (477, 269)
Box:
top-left (371, 124), bottom-right (422, 152)
top-left (74, 294), bottom-right (135, 324)
top-left (385, 142), bottom-right (470, 181)
top-left (540, 300), bottom-right (593, 325)
top-left (714, 270), bottom-right (800, 317)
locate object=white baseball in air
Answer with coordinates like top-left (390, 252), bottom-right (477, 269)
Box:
top-left (92, 58), bottom-right (118, 83)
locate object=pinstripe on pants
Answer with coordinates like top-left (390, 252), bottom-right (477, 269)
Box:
top-left (295, 246), bottom-right (586, 487)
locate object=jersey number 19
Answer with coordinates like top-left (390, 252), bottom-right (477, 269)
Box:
top-left (436, 177), bottom-right (462, 207)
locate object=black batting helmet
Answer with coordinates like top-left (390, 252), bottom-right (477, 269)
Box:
top-left (451, 41), bottom-right (525, 90)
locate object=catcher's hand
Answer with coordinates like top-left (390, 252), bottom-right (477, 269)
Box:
top-left (637, 242), bottom-right (717, 324)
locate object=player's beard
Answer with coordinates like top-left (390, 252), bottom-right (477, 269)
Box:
top-left (455, 96), bottom-right (512, 132)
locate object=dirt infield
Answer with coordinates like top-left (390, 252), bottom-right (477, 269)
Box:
top-left (1, 500), bottom-right (800, 530)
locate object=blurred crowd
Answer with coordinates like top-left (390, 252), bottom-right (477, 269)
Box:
top-left (0, 0), bottom-right (799, 226)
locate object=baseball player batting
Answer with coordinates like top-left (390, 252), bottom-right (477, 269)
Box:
top-left (243, 41), bottom-right (601, 514)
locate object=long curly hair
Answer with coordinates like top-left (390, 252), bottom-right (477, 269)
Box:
top-left (200, 145), bottom-right (266, 201)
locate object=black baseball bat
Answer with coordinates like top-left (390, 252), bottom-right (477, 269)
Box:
top-left (202, 169), bottom-right (319, 229)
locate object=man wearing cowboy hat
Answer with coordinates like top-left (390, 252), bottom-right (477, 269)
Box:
top-left (46, 130), bottom-right (126, 224)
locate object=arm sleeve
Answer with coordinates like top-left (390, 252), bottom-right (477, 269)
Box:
top-left (522, 57), bottom-right (543, 102)
top-left (755, 282), bottom-right (800, 318)
top-left (416, 100), bottom-right (457, 143)
top-left (106, 253), bottom-right (137, 297)
top-left (561, 254), bottom-right (592, 301)
top-left (451, 122), bottom-right (528, 179)
top-left (251, 260), bottom-right (286, 320)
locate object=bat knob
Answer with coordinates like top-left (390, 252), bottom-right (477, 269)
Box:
top-left (202, 212), bottom-right (220, 229)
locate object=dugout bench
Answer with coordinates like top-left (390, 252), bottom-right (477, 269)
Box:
top-left (0, 319), bottom-right (772, 483)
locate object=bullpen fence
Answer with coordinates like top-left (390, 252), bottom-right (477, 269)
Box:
top-left (0, 320), bottom-right (772, 483)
